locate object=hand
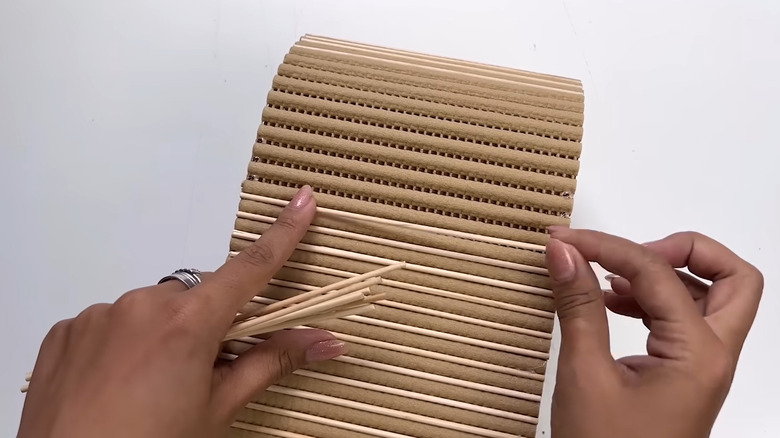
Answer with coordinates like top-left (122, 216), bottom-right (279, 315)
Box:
top-left (545, 228), bottom-right (763, 438)
top-left (18, 186), bottom-right (348, 438)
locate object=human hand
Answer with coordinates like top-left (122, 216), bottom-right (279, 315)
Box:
top-left (18, 186), bottom-right (348, 438)
top-left (545, 228), bottom-right (763, 438)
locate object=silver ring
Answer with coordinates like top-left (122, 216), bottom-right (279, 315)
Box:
top-left (158, 269), bottom-right (202, 290)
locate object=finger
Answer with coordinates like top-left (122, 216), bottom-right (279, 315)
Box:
top-left (645, 232), bottom-right (755, 282)
top-left (604, 292), bottom-right (646, 319)
top-left (549, 227), bottom-right (699, 324)
top-left (546, 239), bottom-right (613, 370)
top-left (210, 329), bottom-right (347, 423)
top-left (645, 232), bottom-right (763, 355)
top-left (606, 270), bottom-right (709, 306)
top-left (192, 186), bottom-right (316, 329)
top-left (605, 274), bottom-right (631, 295)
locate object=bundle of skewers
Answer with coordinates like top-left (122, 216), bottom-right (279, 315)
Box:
top-left (21, 262), bottom-right (405, 393)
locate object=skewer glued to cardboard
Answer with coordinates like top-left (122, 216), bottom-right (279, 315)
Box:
top-left (20, 262), bottom-right (406, 393)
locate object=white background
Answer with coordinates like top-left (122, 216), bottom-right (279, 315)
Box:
top-left (1, 0), bottom-right (778, 436)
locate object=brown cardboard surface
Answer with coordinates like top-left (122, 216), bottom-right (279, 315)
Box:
top-left (229, 35), bottom-right (583, 438)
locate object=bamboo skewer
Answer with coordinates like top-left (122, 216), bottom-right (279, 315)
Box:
top-left (292, 369), bottom-right (537, 423)
top-left (222, 348), bottom-right (542, 403)
top-left (290, 44), bottom-right (581, 100)
top-left (301, 35), bottom-right (581, 87)
top-left (333, 355), bottom-right (542, 401)
top-left (343, 315), bottom-right (549, 360)
top-left (236, 211), bottom-right (547, 275)
top-left (239, 193), bottom-right (546, 252)
top-left (265, 385), bottom-right (521, 437)
top-left (247, 403), bottom-right (415, 438)
top-left (231, 421), bottom-right (314, 438)
top-left (234, 276), bottom-right (380, 324)
top-left (238, 329), bottom-right (545, 382)
top-left (229, 235), bottom-right (552, 297)
top-left (247, 293), bottom-right (549, 357)
top-left (255, 263), bottom-right (404, 316)
top-left (380, 301), bottom-right (552, 339)
top-left (226, 304), bottom-right (378, 342)
top-left (266, 277), bottom-right (552, 339)
top-left (282, 261), bottom-right (555, 318)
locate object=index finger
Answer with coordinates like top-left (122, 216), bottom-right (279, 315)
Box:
top-left (645, 232), bottom-right (763, 353)
top-left (645, 231), bottom-right (760, 284)
top-left (549, 227), bottom-right (700, 323)
top-left (192, 186), bottom-right (316, 329)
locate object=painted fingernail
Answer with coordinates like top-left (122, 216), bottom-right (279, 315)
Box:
top-left (604, 274), bottom-right (620, 281)
top-left (547, 225), bottom-right (569, 236)
top-left (305, 339), bottom-right (347, 363)
top-left (547, 239), bottom-right (576, 282)
top-left (290, 185), bottom-right (313, 209)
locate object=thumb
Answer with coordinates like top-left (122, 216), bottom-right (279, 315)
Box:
top-left (211, 329), bottom-right (347, 421)
top-left (546, 238), bottom-right (612, 367)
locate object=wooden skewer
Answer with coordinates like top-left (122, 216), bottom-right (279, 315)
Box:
top-left (290, 44), bottom-right (581, 99)
top-left (301, 35), bottom-right (581, 87)
top-left (344, 315), bottom-right (550, 360)
top-left (224, 304), bottom-right (376, 341)
top-left (256, 262), bottom-right (404, 316)
top-left (247, 403), bottom-right (415, 438)
top-left (239, 290), bottom-right (368, 332)
top-left (283, 261), bottom-right (555, 318)
top-left (237, 211), bottom-right (547, 275)
top-left (231, 421), bottom-right (315, 438)
top-left (293, 369), bottom-right (537, 423)
top-left (221, 347), bottom-right (537, 419)
top-left (380, 300), bottom-right (552, 340)
top-left (239, 193), bottom-right (546, 252)
top-left (229, 237), bottom-right (552, 297)
top-left (334, 355), bottom-right (542, 401)
top-left (238, 329), bottom-right (545, 381)
top-left (190, 348), bottom-right (544, 403)
top-left (242, 289), bottom-right (372, 333)
top-left (247, 291), bottom-right (551, 356)
top-left (265, 275), bottom-right (552, 339)
top-left (232, 275), bottom-right (379, 325)
top-left (266, 385), bottom-right (523, 437)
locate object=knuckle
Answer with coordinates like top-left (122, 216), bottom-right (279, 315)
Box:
top-left (241, 242), bottom-right (278, 267)
top-left (555, 287), bottom-right (603, 320)
top-left (73, 303), bottom-right (110, 328)
top-left (273, 214), bottom-right (299, 232)
top-left (745, 264), bottom-right (765, 294)
top-left (44, 319), bottom-right (71, 342)
top-left (160, 296), bottom-right (202, 336)
top-left (114, 289), bottom-right (148, 310)
top-left (274, 349), bottom-right (297, 380)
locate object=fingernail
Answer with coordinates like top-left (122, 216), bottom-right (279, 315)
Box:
top-left (305, 339), bottom-right (347, 363)
top-left (604, 273), bottom-right (620, 281)
top-left (290, 185), bottom-right (313, 209)
top-left (547, 239), bottom-right (576, 282)
top-left (547, 225), bottom-right (569, 236)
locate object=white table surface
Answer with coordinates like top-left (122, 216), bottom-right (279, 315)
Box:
top-left (1, 1), bottom-right (778, 436)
